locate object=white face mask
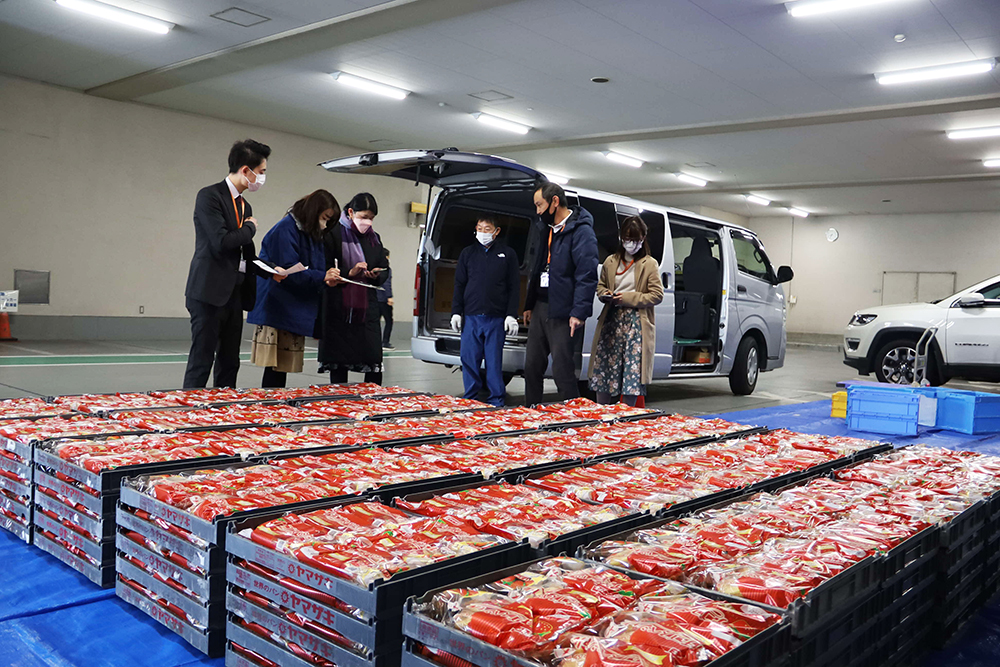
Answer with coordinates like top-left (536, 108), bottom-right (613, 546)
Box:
top-left (623, 240), bottom-right (642, 256)
top-left (476, 231), bottom-right (496, 246)
top-left (244, 169), bottom-right (265, 192)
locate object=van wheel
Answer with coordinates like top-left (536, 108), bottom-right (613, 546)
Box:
top-left (729, 336), bottom-right (760, 396)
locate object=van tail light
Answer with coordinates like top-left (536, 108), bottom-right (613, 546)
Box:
top-left (413, 264), bottom-right (423, 317)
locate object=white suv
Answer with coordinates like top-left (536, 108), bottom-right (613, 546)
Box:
top-left (844, 274), bottom-right (1000, 385)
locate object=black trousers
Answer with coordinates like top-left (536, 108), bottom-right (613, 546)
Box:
top-left (261, 367), bottom-right (287, 388)
top-left (378, 302), bottom-right (393, 346)
top-left (329, 368), bottom-right (383, 386)
top-left (183, 289), bottom-right (244, 389)
top-left (523, 300), bottom-right (582, 406)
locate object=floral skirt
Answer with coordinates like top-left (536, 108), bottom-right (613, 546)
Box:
top-left (250, 326), bottom-right (305, 373)
top-left (588, 308), bottom-right (645, 396)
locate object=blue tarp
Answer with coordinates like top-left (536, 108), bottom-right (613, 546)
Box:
top-left (1, 399), bottom-right (998, 666)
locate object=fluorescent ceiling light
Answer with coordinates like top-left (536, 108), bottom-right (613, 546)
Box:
top-left (331, 71), bottom-right (409, 100)
top-left (604, 152), bottom-right (644, 168)
top-left (786, 0), bottom-right (913, 18)
top-left (789, 208), bottom-right (811, 218)
top-left (55, 0), bottom-right (173, 34)
top-left (543, 173), bottom-right (570, 185)
top-left (677, 173), bottom-right (708, 187)
top-left (745, 194), bottom-right (772, 206)
top-left (875, 58), bottom-right (997, 86)
top-left (473, 113), bottom-right (531, 135)
top-left (985, 159), bottom-right (1000, 168)
top-left (948, 126), bottom-right (1000, 140)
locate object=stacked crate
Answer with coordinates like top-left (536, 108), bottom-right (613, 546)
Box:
top-left (0, 433), bottom-right (34, 543)
top-left (225, 508), bottom-right (531, 667)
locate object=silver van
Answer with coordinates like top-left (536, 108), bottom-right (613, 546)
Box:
top-left (321, 149), bottom-right (793, 395)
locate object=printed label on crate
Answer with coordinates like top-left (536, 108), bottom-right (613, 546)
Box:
top-left (35, 513), bottom-right (98, 554)
top-left (234, 568), bottom-right (343, 630)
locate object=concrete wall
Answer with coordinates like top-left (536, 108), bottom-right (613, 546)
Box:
top-left (745, 212), bottom-right (1000, 335)
top-left (0, 74), bottom-right (426, 334)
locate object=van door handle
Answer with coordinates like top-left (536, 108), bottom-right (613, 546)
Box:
top-left (737, 285), bottom-right (748, 294)
top-left (661, 272), bottom-right (671, 290)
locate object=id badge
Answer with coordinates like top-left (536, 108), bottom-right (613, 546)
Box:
top-left (540, 270), bottom-right (550, 288)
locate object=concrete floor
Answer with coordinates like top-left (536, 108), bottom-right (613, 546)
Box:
top-left (1, 337), bottom-right (996, 413)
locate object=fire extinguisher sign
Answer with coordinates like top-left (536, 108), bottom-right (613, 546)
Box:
top-left (0, 291), bottom-right (18, 313)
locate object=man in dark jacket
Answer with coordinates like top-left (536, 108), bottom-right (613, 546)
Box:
top-left (183, 139), bottom-right (274, 389)
top-left (522, 181), bottom-right (598, 406)
top-left (452, 214), bottom-right (521, 407)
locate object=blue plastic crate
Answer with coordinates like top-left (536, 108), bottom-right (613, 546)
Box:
top-left (847, 387), bottom-right (920, 435)
top-left (935, 390), bottom-right (1000, 435)
top-left (848, 412), bottom-right (918, 436)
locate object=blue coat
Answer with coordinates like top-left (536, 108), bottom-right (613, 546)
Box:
top-left (246, 214), bottom-right (327, 337)
top-left (524, 207), bottom-right (599, 320)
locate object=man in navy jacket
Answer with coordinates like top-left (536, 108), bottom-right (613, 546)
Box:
top-left (522, 181), bottom-right (598, 406)
top-left (452, 215), bottom-right (521, 406)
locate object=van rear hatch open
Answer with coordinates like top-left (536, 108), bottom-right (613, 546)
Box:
top-left (319, 149), bottom-right (543, 189)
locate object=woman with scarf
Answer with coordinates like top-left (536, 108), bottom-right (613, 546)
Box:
top-left (248, 189), bottom-right (342, 388)
top-left (318, 192), bottom-right (389, 385)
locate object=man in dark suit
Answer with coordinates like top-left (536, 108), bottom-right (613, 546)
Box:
top-left (183, 139), bottom-right (273, 389)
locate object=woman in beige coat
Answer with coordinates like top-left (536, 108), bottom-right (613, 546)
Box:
top-left (588, 216), bottom-right (664, 405)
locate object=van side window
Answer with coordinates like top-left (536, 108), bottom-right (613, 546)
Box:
top-left (639, 211), bottom-right (665, 264)
top-left (579, 197), bottom-right (619, 263)
top-left (732, 232), bottom-right (774, 282)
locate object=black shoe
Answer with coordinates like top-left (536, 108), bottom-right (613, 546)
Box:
top-left (382, 343), bottom-right (395, 350)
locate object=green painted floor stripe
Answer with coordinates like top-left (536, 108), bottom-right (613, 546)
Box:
top-left (0, 351), bottom-right (412, 367)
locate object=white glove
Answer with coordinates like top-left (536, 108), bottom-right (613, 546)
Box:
top-left (451, 314), bottom-right (462, 332)
top-left (504, 316), bottom-right (519, 337)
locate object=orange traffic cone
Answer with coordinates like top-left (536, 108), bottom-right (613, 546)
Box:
top-left (0, 312), bottom-right (16, 341)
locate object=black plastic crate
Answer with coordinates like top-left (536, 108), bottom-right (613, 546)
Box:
top-left (939, 499), bottom-right (990, 549)
top-left (226, 513), bottom-right (533, 619)
top-left (880, 548), bottom-right (938, 608)
top-left (117, 556), bottom-right (225, 628)
top-left (33, 487), bottom-right (114, 543)
top-left (878, 576), bottom-right (935, 642)
top-left (34, 468), bottom-right (114, 517)
top-left (116, 503), bottom-right (225, 574)
top-left (939, 541), bottom-right (985, 593)
top-left (227, 616), bottom-right (401, 667)
top-left (33, 509), bottom-right (112, 565)
top-left (791, 590), bottom-right (883, 667)
top-left (227, 559), bottom-right (399, 655)
top-left (118, 530), bottom-right (225, 600)
top-left (933, 557), bottom-right (986, 647)
top-left (403, 560), bottom-right (790, 667)
top-left (116, 577), bottom-right (226, 656)
top-left (227, 589), bottom-right (392, 667)
top-left (0, 449), bottom-right (33, 485)
top-left (880, 525), bottom-right (940, 589)
top-left (33, 442), bottom-right (241, 499)
top-left (0, 510), bottom-right (31, 543)
top-left (786, 555), bottom-right (882, 638)
top-left (34, 530), bottom-right (115, 586)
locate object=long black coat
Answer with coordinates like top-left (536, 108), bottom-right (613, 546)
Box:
top-left (318, 223), bottom-right (389, 369)
top-left (184, 180), bottom-right (263, 310)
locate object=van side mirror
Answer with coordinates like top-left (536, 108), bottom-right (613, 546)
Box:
top-left (774, 266), bottom-right (794, 284)
top-left (958, 293), bottom-right (985, 308)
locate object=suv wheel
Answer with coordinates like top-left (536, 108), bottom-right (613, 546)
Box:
top-left (874, 339), bottom-right (918, 384)
top-left (729, 336), bottom-right (760, 396)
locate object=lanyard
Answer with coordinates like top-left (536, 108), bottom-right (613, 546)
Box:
top-left (616, 257), bottom-right (636, 275)
top-left (230, 192), bottom-right (245, 228)
top-left (546, 219), bottom-right (568, 264)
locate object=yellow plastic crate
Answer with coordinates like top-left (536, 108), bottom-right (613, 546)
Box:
top-left (832, 391), bottom-right (847, 419)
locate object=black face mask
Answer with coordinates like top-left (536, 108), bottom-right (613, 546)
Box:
top-left (539, 199), bottom-right (557, 226)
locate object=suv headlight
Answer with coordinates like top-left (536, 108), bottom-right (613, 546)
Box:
top-left (849, 313), bottom-right (877, 326)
